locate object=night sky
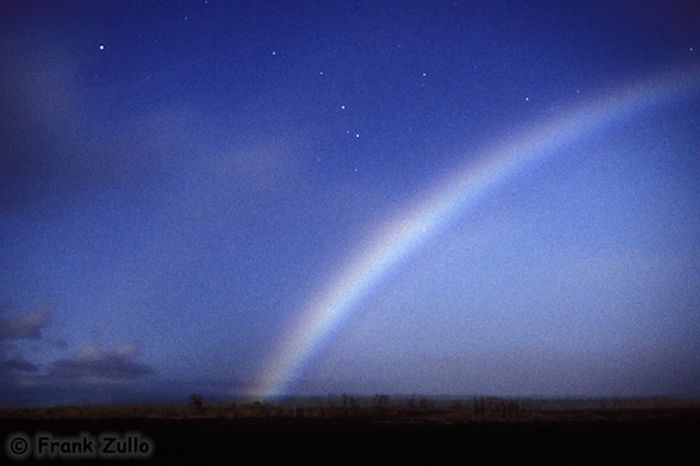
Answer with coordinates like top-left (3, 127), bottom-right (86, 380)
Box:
top-left (2, 1), bottom-right (700, 406)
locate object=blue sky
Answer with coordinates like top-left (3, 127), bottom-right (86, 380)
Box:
top-left (1, 0), bottom-right (699, 406)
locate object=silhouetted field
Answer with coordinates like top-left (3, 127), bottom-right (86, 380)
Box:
top-left (2, 398), bottom-right (699, 464)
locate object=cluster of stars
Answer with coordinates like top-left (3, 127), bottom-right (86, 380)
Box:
top-left (94, 38), bottom-right (590, 177)
top-left (92, 5), bottom-right (695, 183)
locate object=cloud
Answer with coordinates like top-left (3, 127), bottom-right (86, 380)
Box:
top-left (0, 34), bottom-right (179, 214)
top-left (0, 355), bottom-right (38, 373)
top-left (0, 305), bottom-right (50, 401)
top-left (49, 345), bottom-right (154, 381)
top-left (0, 304), bottom-right (158, 406)
top-left (0, 343), bottom-right (156, 407)
top-left (0, 305), bottom-right (51, 340)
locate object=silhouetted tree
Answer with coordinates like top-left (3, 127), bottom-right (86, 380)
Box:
top-left (189, 394), bottom-right (204, 414)
top-left (406, 395), bottom-right (416, 410)
top-left (418, 397), bottom-right (429, 410)
top-left (472, 396), bottom-right (486, 419)
top-left (251, 400), bottom-right (269, 416)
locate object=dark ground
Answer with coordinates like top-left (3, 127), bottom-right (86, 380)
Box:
top-left (1, 405), bottom-right (699, 464)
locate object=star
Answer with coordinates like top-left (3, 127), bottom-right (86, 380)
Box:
top-left (340, 105), bottom-right (346, 110)
top-left (272, 51), bottom-right (277, 56)
top-left (99, 44), bottom-right (105, 50)
top-left (422, 72), bottom-right (427, 77)
top-left (525, 96), bottom-right (530, 102)
top-left (355, 133), bottom-right (360, 138)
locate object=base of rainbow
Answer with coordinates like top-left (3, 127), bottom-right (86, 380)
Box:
top-left (250, 66), bottom-right (700, 399)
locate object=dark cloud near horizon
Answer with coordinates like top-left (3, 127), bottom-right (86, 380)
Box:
top-left (0, 306), bottom-right (50, 384)
top-left (0, 373), bottom-right (249, 408)
top-left (49, 347), bottom-right (154, 381)
top-left (0, 305), bottom-right (156, 406)
top-left (0, 355), bottom-right (38, 374)
top-left (0, 346), bottom-right (156, 407)
top-left (0, 305), bottom-right (51, 340)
